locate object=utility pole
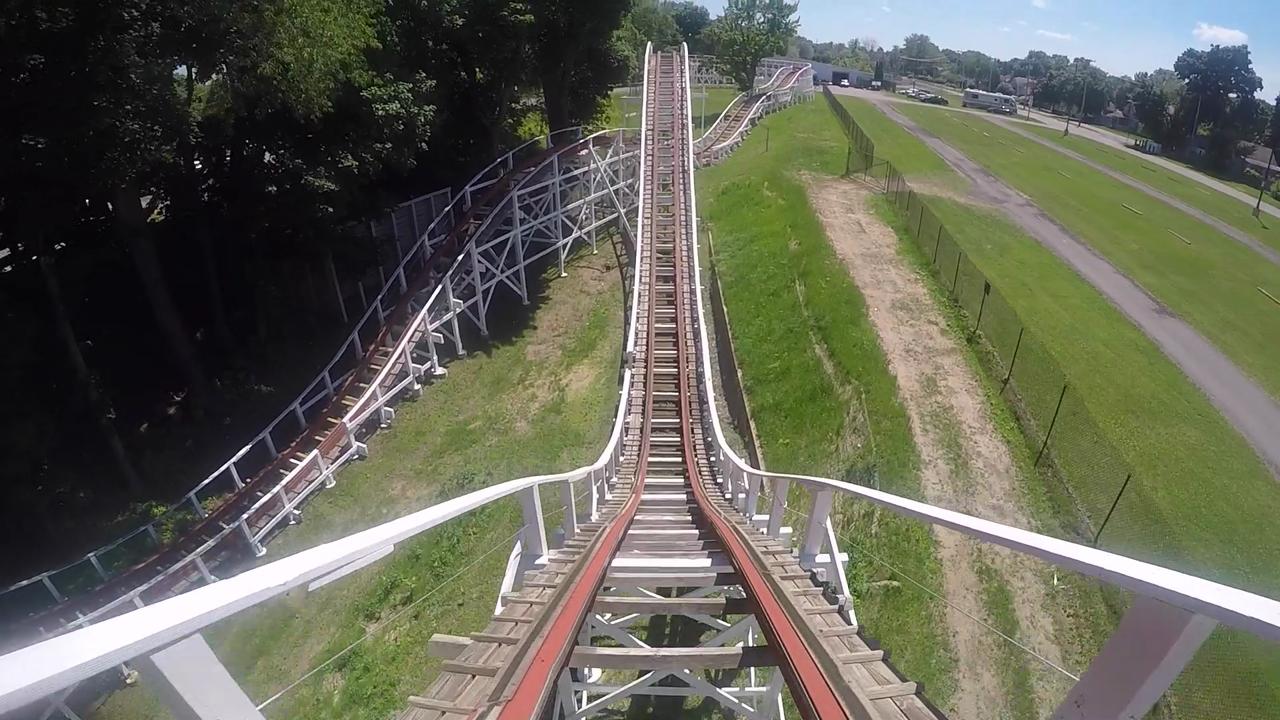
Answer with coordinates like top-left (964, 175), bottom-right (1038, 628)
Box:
top-left (1078, 81), bottom-right (1088, 127)
top-left (1190, 94), bottom-right (1203, 142)
top-left (1255, 147), bottom-right (1275, 218)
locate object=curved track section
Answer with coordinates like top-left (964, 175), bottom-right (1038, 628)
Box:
top-left (399, 45), bottom-right (937, 720)
top-left (693, 62), bottom-right (812, 167)
top-left (1, 127), bottom-right (639, 649)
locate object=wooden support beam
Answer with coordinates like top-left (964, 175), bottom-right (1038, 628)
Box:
top-left (569, 646), bottom-right (777, 670)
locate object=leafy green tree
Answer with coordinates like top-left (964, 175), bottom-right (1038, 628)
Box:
top-left (664, 1), bottom-right (711, 51)
top-left (529, 0), bottom-right (631, 130)
top-left (705, 0), bottom-right (799, 91)
top-left (1175, 44), bottom-right (1264, 166)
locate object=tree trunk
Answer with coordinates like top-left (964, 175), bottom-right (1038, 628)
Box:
top-left (114, 181), bottom-right (210, 417)
top-left (542, 68), bottom-right (572, 134)
top-left (181, 64), bottom-right (239, 366)
top-left (198, 224), bottom-right (239, 364)
top-left (39, 249), bottom-right (145, 496)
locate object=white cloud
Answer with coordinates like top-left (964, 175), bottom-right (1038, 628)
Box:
top-left (999, 26), bottom-right (1012, 32)
top-left (1192, 22), bottom-right (1248, 45)
top-left (881, 4), bottom-right (891, 12)
top-left (1031, 0), bottom-right (1048, 8)
top-left (1016, 19), bottom-right (1029, 26)
top-left (1035, 29), bottom-right (1073, 41)
top-left (1081, 20), bottom-right (1099, 31)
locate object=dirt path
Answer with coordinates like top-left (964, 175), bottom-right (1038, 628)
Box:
top-left (864, 97), bottom-right (1280, 479)
top-left (987, 117), bottom-right (1280, 268)
top-left (804, 176), bottom-right (1070, 717)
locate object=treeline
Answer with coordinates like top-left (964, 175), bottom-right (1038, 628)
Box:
top-left (0, 0), bottom-right (641, 578)
top-left (0, 0), bottom-right (799, 583)
top-left (790, 31), bottom-right (1279, 168)
top-left (909, 34), bottom-right (1276, 167)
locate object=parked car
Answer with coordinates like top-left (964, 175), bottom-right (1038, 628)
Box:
top-left (838, 78), bottom-right (850, 87)
top-left (920, 94), bottom-right (949, 106)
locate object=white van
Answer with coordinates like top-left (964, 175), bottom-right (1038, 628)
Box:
top-left (961, 89), bottom-right (1017, 114)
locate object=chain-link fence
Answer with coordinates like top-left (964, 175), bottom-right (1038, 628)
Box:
top-left (820, 86), bottom-right (1277, 720)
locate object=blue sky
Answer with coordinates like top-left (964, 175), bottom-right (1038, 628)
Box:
top-left (694, 0), bottom-right (1277, 96)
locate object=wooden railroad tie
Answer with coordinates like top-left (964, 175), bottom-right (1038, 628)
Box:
top-left (1167, 229), bottom-right (1191, 245)
top-left (1121, 203), bottom-right (1144, 216)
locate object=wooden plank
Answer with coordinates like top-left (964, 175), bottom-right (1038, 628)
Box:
top-left (864, 682), bottom-right (918, 700)
top-left (594, 596), bottom-right (752, 615)
top-left (407, 695), bottom-right (477, 713)
top-left (470, 632), bottom-right (520, 646)
top-left (569, 645), bottom-right (777, 670)
top-left (823, 625), bottom-right (861, 637)
top-left (804, 604), bottom-right (841, 616)
top-left (501, 593), bottom-right (548, 605)
top-left (426, 634), bottom-right (471, 659)
top-left (439, 660), bottom-right (501, 677)
top-left (836, 650), bottom-right (885, 664)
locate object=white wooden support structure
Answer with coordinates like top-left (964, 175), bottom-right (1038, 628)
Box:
top-left (1052, 595), bottom-right (1217, 720)
top-left (135, 634), bottom-right (264, 720)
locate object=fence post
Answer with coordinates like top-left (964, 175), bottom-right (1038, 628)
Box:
top-left (1002, 327), bottom-right (1024, 391)
top-left (973, 281), bottom-right (991, 334)
top-left (932, 225), bottom-right (943, 263)
top-left (1034, 383), bottom-right (1069, 467)
top-left (914, 202), bottom-right (925, 238)
top-left (1092, 473), bottom-right (1133, 547)
top-left (951, 251), bottom-right (963, 295)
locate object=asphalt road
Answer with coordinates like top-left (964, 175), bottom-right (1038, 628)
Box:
top-left (838, 88), bottom-right (1280, 478)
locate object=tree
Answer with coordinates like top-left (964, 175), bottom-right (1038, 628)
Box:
top-left (1175, 44), bottom-right (1264, 166)
top-left (705, 0), bottom-right (799, 91)
top-left (529, 0), bottom-right (631, 130)
top-left (664, 1), bottom-right (711, 51)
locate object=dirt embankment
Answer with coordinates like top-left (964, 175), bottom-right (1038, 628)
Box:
top-left (805, 175), bottom-right (1069, 718)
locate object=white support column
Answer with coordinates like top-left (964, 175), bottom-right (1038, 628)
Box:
top-left (1052, 595), bottom-right (1216, 720)
top-left (561, 480), bottom-right (578, 539)
top-left (513, 197), bottom-right (529, 305)
top-left (136, 634), bottom-right (265, 720)
top-left (552, 155), bottom-right (567, 277)
top-left (518, 486), bottom-right (547, 570)
top-left (799, 488), bottom-right (833, 565)
top-left (767, 477), bottom-right (789, 538)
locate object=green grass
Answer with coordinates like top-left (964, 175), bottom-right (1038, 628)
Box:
top-left (840, 97), bottom-right (1280, 718)
top-left (1164, 155), bottom-right (1280, 212)
top-left (973, 551), bottom-right (1038, 720)
top-left (835, 96), bottom-right (953, 180)
top-left (1021, 124), bottom-right (1280, 255)
top-left (697, 100), bottom-right (957, 706)
top-left (93, 253), bottom-right (625, 720)
top-left (894, 102), bottom-right (1280, 401)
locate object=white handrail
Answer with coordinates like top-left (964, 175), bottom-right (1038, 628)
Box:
top-left (679, 46), bottom-right (1280, 646)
